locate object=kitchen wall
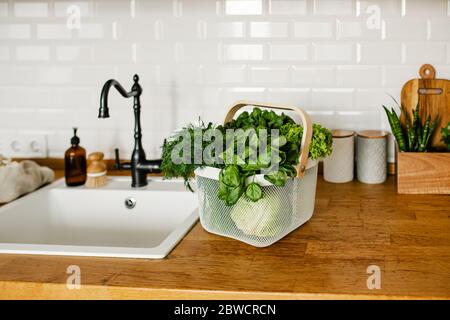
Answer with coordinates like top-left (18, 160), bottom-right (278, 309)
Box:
top-left (0, 0), bottom-right (449, 161)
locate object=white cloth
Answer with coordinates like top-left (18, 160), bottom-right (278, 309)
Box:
top-left (0, 160), bottom-right (55, 203)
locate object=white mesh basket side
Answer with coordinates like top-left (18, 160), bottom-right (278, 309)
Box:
top-left (196, 163), bottom-right (318, 247)
top-left (292, 163), bottom-right (319, 226)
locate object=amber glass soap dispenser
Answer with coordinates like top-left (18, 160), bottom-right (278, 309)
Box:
top-left (65, 128), bottom-right (87, 186)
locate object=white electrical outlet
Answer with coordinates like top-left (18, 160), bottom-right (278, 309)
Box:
top-left (0, 132), bottom-right (48, 158)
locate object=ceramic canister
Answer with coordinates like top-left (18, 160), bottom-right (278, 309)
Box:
top-left (323, 129), bottom-right (355, 183)
top-left (356, 130), bottom-right (388, 184)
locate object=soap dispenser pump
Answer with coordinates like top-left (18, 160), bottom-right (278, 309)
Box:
top-left (64, 127), bottom-right (87, 186)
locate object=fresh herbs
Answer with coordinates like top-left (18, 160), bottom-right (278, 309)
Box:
top-left (382, 99), bottom-right (438, 152)
top-left (161, 107), bottom-right (333, 206)
top-left (280, 122), bottom-right (333, 161)
top-left (161, 121), bottom-right (217, 191)
top-left (442, 121), bottom-right (450, 151)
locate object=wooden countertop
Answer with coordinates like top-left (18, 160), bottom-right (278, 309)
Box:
top-left (0, 172), bottom-right (449, 299)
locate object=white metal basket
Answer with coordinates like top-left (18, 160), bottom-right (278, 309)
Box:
top-left (194, 101), bottom-right (318, 247)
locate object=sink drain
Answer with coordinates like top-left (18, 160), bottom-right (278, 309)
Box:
top-left (124, 197), bottom-right (136, 209)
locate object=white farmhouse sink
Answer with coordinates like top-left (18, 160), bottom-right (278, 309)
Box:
top-left (0, 177), bottom-right (198, 259)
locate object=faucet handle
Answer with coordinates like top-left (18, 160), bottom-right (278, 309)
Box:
top-left (114, 148), bottom-right (131, 170)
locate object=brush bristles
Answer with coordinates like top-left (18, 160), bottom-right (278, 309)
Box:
top-left (85, 174), bottom-right (108, 188)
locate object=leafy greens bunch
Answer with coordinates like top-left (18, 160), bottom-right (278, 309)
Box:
top-left (161, 108), bottom-right (333, 206)
top-left (161, 121), bottom-right (218, 191)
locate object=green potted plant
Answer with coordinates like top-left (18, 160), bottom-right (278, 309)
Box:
top-left (382, 100), bottom-right (450, 194)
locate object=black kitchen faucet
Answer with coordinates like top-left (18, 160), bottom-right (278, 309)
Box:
top-left (98, 74), bottom-right (161, 187)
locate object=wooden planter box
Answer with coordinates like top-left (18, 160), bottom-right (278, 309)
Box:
top-left (396, 150), bottom-right (450, 194)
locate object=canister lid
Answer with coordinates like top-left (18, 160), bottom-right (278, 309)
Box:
top-left (332, 129), bottom-right (354, 138)
top-left (357, 130), bottom-right (388, 139)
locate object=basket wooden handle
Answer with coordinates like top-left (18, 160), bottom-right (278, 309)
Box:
top-left (224, 100), bottom-right (312, 178)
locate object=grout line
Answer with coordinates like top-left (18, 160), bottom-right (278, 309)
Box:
top-left (111, 21), bottom-right (117, 40)
top-left (130, 0), bottom-right (136, 19)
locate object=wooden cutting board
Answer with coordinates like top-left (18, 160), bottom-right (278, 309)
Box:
top-left (400, 64), bottom-right (450, 149)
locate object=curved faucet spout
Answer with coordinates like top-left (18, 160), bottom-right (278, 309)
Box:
top-left (97, 74), bottom-right (159, 188)
top-left (99, 75), bottom-right (142, 119)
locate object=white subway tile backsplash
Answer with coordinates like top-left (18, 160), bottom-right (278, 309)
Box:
top-left (53, 87), bottom-right (95, 108)
top-left (429, 19), bottom-right (450, 40)
top-left (0, 2), bottom-right (7, 17)
top-left (180, 0), bottom-right (218, 16)
top-left (93, 43), bottom-right (131, 63)
top-left (225, 44), bottom-right (264, 61)
top-left (383, 19), bottom-right (428, 40)
top-left (158, 19), bottom-right (199, 40)
top-left (16, 46), bottom-right (50, 61)
top-left (14, 2), bottom-right (48, 17)
top-left (294, 21), bottom-right (334, 39)
top-left (37, 24), bottom-right (71, 39)
top-left (0, 46), bottom-right (9, 61)
top-left (404, 0), bottom-right (447, 17)
top-left (54, 1), bottom-right (92, 17)
top-left (181, 43), bottom-right (219, 62)
top-left (115, 21), bottom-right (157, 41)
top-left (0, 86), bottom-right (50, 107)
top-left (222, 87), bottom-right (266, 105)
top-left (313, 43), bottom-right (355, 63)
top-left (270, 44), bottom-right (309, 61)
top-left (71, 66), bottom-right (116, 85)
top-left (136, 43), bottom-right (175, 63)
top-left (117, 64), bottom-right (160, 85)
top-left (358, 42), bottom-right (402, 64)
top-left (209, 22), bottom-right (245, 38)
top-left (250, 22), bottom-right (288, 38)
top-left (335, 110), bottom-right (383, 132)
top-left (203, 65), bottom-right (247, 84)
top-left (38, 67), bottom-right (73, 84)
top-left (292, 66), bottom-right (335, 86)
top-left (0, 0), bottom-right (449, 162)
top-left (403, 42), bottom-right (447, 64)
top-left (312, 88), bottom-right (354, 109)
top-left (56, 45), bottom-right (93, 62)
top-left (77, 24), bottom-right (104, 39)
top-left (313, 0), bottom-right (353, 15)
top-left (357, 0), bottom-right (402, 17)
top-left (249, 66), bottom-right (290, 84)
top-left (383, 66), bottom-right (419, 87)
top-left (0, 24), bottom-right (31, 39)
top-left (172, 65), bottom-right (204, 84)
top-left (225, 0), bottom-right (263, 15)
top-left (448, 44), bottom-right (450, 64)
top-left (0, 66), bottom-right (37, 85)
top-left (269, 0), bottom-right (307, 15)
top-left (337, 20), bottom-right (381, 40)
top-left (267, 88), bottom-right (311, 106)
top-left (336, 66), bottom-right (382, 87)
top-left (354, 88), bottom-right (398, 110)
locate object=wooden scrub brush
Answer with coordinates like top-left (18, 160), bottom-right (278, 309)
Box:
top-left (86, 152), bottom-right (107, 188)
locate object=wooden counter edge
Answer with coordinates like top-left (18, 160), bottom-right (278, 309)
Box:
top-left (0, 281), bottom-right (447, 300)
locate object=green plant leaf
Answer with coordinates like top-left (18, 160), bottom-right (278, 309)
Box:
top-left (264, 170), bottom-right (288, 187)
top-left (220, 165), bottom-right (241, 187)
top-left (245, 182), bottom-right (263, 202)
